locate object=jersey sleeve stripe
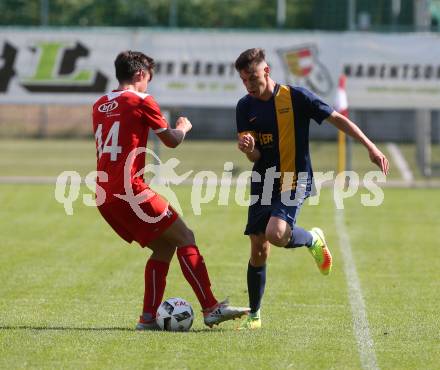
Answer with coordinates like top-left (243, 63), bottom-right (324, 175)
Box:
top-left (154, 127), bottom-right (168, 134)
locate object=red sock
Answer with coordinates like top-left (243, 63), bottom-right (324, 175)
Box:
top-left (142, 259), bottom-right (169, 318)
top-left (177, 245), bottom-right (218, 310)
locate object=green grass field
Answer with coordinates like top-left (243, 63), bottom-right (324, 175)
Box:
top-left (0, 138), bottom-right (409, 179)
top-left (1, 140), bottom-right (439, 369)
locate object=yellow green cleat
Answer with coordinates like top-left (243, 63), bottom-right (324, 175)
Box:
top-left (237, 314), bottom-right (262, 330)
top-left (308, 227), bottom-right (333, 275)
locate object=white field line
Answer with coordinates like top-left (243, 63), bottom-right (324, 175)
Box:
top-left (335, 208), bottom-right (379, 370)
top-left (386, 142), bottom-right (414, 182)
top-left (0, 176), bottom-right (59, 184)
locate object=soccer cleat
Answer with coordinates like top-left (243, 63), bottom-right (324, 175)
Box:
top-left (135, 313), bottom-right (160, 331)
top-left (237, 314), bottom-right (262, 330)
top-left (203, 299), bottom-right (250, 328)
top-left (308, 227), bottom-right (333, 275)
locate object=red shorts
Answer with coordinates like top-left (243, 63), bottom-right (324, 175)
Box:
top-left (98, 193), bottom-right (178, 247)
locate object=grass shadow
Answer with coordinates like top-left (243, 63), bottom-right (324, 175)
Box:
top-left (0, 325), bottom-right (133, 332)
top-left (0, 325), bottom-right (229, 333)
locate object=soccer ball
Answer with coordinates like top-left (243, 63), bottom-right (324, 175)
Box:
top-left (156, 297), bottom-right (194, 332)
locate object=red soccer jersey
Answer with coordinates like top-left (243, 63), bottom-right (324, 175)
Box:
top-left (92, 89), bottom-right (168, 203)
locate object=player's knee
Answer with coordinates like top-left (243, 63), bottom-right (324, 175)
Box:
top-left (251, 248), bottom-right (269, 266)
top-left (182, 227), bottom-right (195, 245)
top-left (250, 235), bottom-right (270, 265)
top-left (265, 229), bottom-right (288, 247)
top-left (152, 244), bottom-right (176, 263)
top-left (250, 255), bottom-right (266, 266)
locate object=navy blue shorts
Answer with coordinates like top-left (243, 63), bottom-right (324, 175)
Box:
top-left (244, 195), bottom-right (306, 236)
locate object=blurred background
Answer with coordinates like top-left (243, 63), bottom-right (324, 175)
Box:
top-left (1, 0), bottom-right (439, 179)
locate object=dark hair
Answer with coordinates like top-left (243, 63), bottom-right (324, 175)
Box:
top-left (234, 48), bottom-right (266, 71)
top-left (114, 50), bottom-right (155, 83)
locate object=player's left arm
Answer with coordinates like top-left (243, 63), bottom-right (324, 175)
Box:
top-left (326, 111), bottom-right (389, 175)
top-left (143, 96), bottom-right (191, 148)
top-left (156, 117), bottom-right (192, 148)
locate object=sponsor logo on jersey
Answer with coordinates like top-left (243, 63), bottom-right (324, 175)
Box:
top-left (258, 133), bottom-right (273, 145)
top-left (98, 100), bottom-right (118, 113)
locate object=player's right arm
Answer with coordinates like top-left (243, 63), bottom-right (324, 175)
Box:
top-left (238, 133), bottom-right (261, 162)
top-left (236, 99), bottom-right (261, 163)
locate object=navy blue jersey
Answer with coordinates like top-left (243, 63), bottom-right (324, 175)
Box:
top-left (236, 84), bottom-right (333, 200)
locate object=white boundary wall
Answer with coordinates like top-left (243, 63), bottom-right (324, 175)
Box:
top-left (1, 28), bottom-right (440, 109)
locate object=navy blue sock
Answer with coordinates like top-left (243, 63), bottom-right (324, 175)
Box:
top-left (247, 262), bottom-right (266, 314)
top-left (284, 226), bottom-right (313, 248)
